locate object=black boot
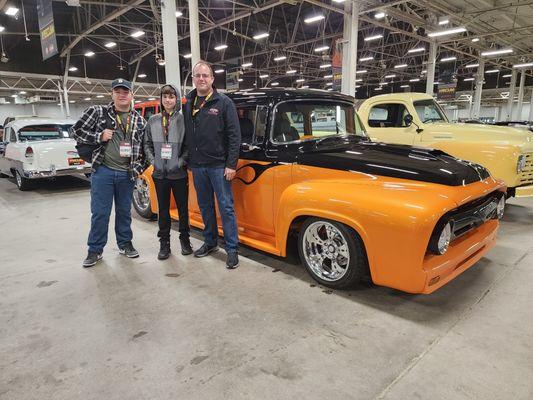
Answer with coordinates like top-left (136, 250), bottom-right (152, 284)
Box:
top-left (180, 237), bottom-right (193, 256)
top-left (158, 240), bottom-right (171, 260)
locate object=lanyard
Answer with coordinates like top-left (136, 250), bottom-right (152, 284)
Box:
top-left (115, 111), bottom-right (131, 138)
top-left (162, 110), bottom-right (173, 138)
top-left (192, 91), bottom-right (213, 117)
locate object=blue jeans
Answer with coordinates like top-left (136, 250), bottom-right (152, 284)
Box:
top-left (191, 167), bottom-right (238, 252)
top-left (88, 165), bottom-right (135, 254)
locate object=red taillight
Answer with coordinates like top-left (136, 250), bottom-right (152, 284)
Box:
top-left (25, 147), bottom-right (34, 158)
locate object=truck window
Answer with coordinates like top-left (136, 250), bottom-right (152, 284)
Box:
top-left (368, 103), bottom-right (410, 128)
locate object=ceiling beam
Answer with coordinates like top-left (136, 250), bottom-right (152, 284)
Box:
top-left (59, 0), bottom-right (145, 57)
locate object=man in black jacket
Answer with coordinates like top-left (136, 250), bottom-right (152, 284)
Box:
top-left (183, 61), bottom-right (241, 269)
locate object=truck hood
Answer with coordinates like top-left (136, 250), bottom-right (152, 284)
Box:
top-left (425, 122), bottom-right (533, 146)
top-left (297, 141), bottom-right (490, 186)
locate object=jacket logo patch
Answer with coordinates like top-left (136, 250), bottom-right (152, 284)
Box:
top-left (208, 108), bottom-right (219, 116)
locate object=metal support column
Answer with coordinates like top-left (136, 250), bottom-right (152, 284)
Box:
top-left (161, 0), bottom-right (181, 89)
top-left (472, 59), bottom-right (485, 119)
top-left (506, 70), bottom-right (517, 121)
top-left (529, 88), bottom-right (533, 121)
top-left (341, 0), bottom-right (359, 96)
top-left (425, 40), bottom-right (437, 95)
top-left (63, 50), bottom-right (71, 117)
top-left (189, 0), bottom-right (201, 68)
top-left (515, 71), bottom-right (526, 120)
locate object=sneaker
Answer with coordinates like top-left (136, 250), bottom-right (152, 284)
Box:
top-left (180, 238), bottom-right (193, 256)
top-left (83, 251), bottom-right (102, 268)
top-left (193, 243), bottom-right (218, 258)
top-left (158, 241), bottom-right (171, 260)
top-left (119, 242), bottom-right (139, 258)
top-left (226, 252), bottom-right (239, 269)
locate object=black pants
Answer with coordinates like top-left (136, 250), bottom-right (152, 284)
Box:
top-left (153, 177), bottom-right (190, 242)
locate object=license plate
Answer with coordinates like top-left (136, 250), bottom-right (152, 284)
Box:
top-left (68, 158), bottom-right (85, 166)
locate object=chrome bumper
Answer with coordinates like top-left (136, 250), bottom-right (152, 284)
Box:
top-left (24, 166), bottom-right (92, 179)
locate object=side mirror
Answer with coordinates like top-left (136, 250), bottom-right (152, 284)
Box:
top-left (404, 114), bottom-right (413, 126)
top-left (241, 143), bottom-right (261, 152)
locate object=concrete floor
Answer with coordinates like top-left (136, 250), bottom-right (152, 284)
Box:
top-left (0, 175), bottom-right (532, 400)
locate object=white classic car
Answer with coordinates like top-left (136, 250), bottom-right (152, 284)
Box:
top-left (0, 118), bottom-right (92, 190)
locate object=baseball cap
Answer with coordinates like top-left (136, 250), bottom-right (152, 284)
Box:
top-left (111, 78), bottom-right (132, 91)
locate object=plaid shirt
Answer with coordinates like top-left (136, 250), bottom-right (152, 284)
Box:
top-left (71, 102), bottom-right (146, 180)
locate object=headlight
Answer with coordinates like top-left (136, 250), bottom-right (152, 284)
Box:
top-left (496, 195), bottom-right (505, 219)
top-left (517, 154), bottom-right (527, 173)
top-left (429, 221), bottom-right (453, 255)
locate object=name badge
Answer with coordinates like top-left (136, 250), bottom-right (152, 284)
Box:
top-left (161, 144), bottom-right (172, 160)
top-left (119, 141), bottom-right (132, 157)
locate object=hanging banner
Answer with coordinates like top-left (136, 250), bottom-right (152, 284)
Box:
top-left (437, 68), bottom-right (457, 100)
top-left (226, 71), bottom-right (240, 91)
top-left (37, 0), bottom-right (58, 60)
top-left (331, 37), bottom-right (342, 91)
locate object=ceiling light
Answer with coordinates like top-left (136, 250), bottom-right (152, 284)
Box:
top-left (183, 53), bottom-right (192, 59)
top-left (380, 82), bottom-right (388, 86)
top-left (374, 87), bottom-right (383, 91)
top-left (304, 15), bottom-right (325, 24)
top-left (84, 51), bottom-right (95, 57)
top-left (242, 62), bottom-right (253, 68)
top-left (69, 100), bottom-right (76, 103)
top-left (409, 78), bottom-right (420, 82)
top-left (157, 59), bottom-right (166, 66)
top-left (5, 7), bottom-right (19, 16)
top-left (471, 38), bottom-right (480, 42)
top-left (324, 74), bottom-right (333, 79)
top-left (485, 69), bottom-right (500, 74)
top-left (326, 82), bottom-right (333, 86)
top-left (314, 46), bottom-right (329, 52)
top-left (286, 69), bottom-right (297, 74)
top-left (105, 42), bottom-right (116, 48)
top-left (95, 95), bottom-right (104, 98)
top-left (19, 91), bottom-right (26, 94)
top-left (214, 44), bottom-right (228, 51)
top-left (465, 63), bottom-right (479, 68)
top-left (408, 47), bottom-right (425, 54)
top-left (385, 74), bottom-right (396, 78)
top-left (355, 78), bottom-right (363, 82)
top-left (214, 69), bottom-right (224, 74)
top-left (271, 82), bottom-right (279, 86)
top-left (148, 97), bottom-right (156, 100)
top-left (394, 64), bottom-right (408, 69)
top-left (138, 74), bottom-right (147, 78)
top-left (135, 100), bottom-right (141, 103)
top-left (131, 30), bottom-right (145, 38)
top-left (481, 49), bottom-right (513, 57)
top-left (364, 34), bottom-right (383, 41)
top-left (440, 56), bottom-right (457, 62)
top-left (463, 77), bottom-right (475, 81)
top-left (259, 74), bottom-right (269, 78)
top-left (513, 62), bottom-right (533, 68)
top-left (374, 12), bottom-right (386, 19)
top-left (502, 74), bottom-right (512, 78)
top-left (237, 78), bottom-right (243, 82)
top-left (427, 27), bottom-right (467, 38)
top-left (327, 88), bottom-right (333, 91)
top-left (434, 81), bottom-right (440, 85)
top-left (400, 85), bottom-right (410, 88)
top-left (0, 26), bottom-right (4, 32)
top-left (274, 55), bottom-right (286, 61)
top-left (356, 69), bottom-right (367, 74)
top-left (11, 94), bottom-right (17, 97)
top-left (84, 97), bottom-right (91, 101)
top-left (175, 11), bottom-right (183, 17)
top-left (253, 32), bottom-right (269, 40)
top-left (319, 63), bottom-right (331, 69)
top-left (301, 85), bottom-right (310, 89)
top-left (360, 56), bottom-right (374, 62)
top-left (68, 66), bottom-right (78, 72)
top-left (438, 18), bottom-right (449, 25)
top-left (421, 70), bottom-right (427, 74)
top-left (296, 78), bottom-right (305, 82)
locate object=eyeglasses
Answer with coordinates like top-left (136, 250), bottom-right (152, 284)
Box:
top-left (193, 73), bottom-right (212, 79)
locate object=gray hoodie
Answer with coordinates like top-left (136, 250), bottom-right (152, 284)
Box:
top-left (144, 84), bottom-right (188, 179)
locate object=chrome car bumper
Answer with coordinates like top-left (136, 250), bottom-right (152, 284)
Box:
top-left (23, 166), bottom-right (92, 179)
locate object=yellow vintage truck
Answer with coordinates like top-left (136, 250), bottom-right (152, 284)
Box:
top-left (357, 93), bottom-right (533, 197)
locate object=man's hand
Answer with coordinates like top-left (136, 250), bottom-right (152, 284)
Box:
top-left (101, 129), bottom-right (114, 142)
top-left (224, 167), bottom-right (236, 181)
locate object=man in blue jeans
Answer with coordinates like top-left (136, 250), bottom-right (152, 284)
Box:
top-left (72, 79), bottom-right (146, 267)
top-left (183, 61), bottom-right (241, 269)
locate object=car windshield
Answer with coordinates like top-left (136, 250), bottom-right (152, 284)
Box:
top-left (18, 124), bottom-right (72, 141)
top-left (413, 99), bottom-right (447, 124)
top-left (272, 101), bottom-right (367, 144)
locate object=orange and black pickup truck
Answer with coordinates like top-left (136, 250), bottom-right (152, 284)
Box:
top-left (133, 88), bottom-right (506, 294)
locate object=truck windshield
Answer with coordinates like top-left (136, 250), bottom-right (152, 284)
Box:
top-left (18, 124), bottom-right (71, 141)
top-left (272, 101), bottom-right (367, 143)
top-left (413, 99), bottom-right (447, 123)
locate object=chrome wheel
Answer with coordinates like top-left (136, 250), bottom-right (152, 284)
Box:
top-left (133, 178), bottom-right (151, 213)
top-left (15, 171), bottom-right (22, 187)
top-left (302, 221), bottom-right (350, 282)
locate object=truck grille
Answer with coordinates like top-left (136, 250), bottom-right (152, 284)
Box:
top-left (519, 153), bottom-right (533, 186)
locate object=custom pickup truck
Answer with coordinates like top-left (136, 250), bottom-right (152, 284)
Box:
top-left (357, 93), bottom-right (533, 197)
